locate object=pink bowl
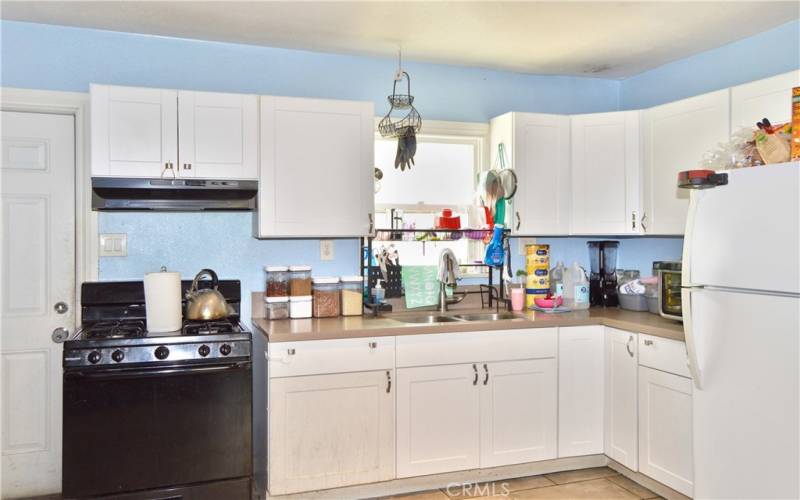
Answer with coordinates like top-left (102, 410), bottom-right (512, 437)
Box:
top-left (534, 297), bottom-right (563, 308)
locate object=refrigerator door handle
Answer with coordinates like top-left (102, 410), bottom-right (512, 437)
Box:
top-left (682, 287), bottom-right (703, 389)
top-left (681, 190), bottom-right (702, 287)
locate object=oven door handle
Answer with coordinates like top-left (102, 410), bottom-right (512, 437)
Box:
top-left (65, 361), bottom-right (250, 380)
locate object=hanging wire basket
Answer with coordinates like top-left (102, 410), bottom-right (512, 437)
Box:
top-left (378, 72), bottom-right (422, 139)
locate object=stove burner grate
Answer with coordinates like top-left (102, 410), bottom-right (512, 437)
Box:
top-left (83, 320), bottom-right (146, 339)
top-left (182, 320), bottom-right (237, 336)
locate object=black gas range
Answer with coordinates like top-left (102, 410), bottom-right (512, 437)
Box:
top-left (62, 280), bottom-right (252, 500)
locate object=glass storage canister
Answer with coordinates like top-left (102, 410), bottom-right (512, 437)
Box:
top-left (340, 276), bottom-right (364, 316)
top-left (312, 277), bottom-right (340, 318)
top-left (289, 296), bottom-right (312, 319)
top-left (264, 266), bottom-right (289, 297)
top-left (288, 265), bottom-right (313, 297)
top-left (264, 296), bottom-right (290, 320)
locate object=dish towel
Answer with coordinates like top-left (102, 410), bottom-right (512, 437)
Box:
top-left (437, 248), bottom-right (461, 283)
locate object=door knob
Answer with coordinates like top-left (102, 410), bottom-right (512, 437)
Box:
top-left (54, 302), bottom-right (69, 314)
top-left (52, 327), bottom-right (70, 343)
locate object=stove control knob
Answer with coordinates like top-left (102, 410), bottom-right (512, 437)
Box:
top-left (219, 344), bottom-right (232, 356)
top-left (198, 345), bottom-right (210, 357)
top-left (87, 351), bottom-right (102, 364)
top-left (112, 350), bottom-right (125, 363)
top-left (154, 346), bottom-right (170, 360)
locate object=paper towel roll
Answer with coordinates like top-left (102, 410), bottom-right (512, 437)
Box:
top-left (144, 269), bottom-right (182, 333)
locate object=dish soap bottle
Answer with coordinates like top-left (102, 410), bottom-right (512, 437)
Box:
top-left (371, 279), bottom-right (385, 304)
top-left (549, 261), bottom-right (565, 298)
top-left (483, 224), bottom-right (506, 268)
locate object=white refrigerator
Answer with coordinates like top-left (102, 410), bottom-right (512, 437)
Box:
top-left (682, 162), bottom-right (800, 499)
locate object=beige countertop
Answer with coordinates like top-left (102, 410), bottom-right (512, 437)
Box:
top-left (251, 306), bottom-right (685, 343)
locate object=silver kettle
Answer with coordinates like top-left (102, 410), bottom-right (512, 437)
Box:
top-left (185, 269), bottom-right (232, 321)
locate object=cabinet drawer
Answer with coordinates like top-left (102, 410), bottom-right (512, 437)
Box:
top-left (396, 329), bottom-right (556, 368)
top-left (268, 337), bottom-right (395, 378)
top-left (638, 334), bottom-right (690, 378)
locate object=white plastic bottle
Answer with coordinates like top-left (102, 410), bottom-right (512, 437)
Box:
top-left (550, 261), bottom-right (565, 298)
top-left (572, 263), bottom-right (590, 310)
top-left (562, 263), bottom-right (576, 308)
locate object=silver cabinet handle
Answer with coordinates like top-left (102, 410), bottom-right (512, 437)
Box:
top-left (161, 162), bottom-right (176, 179)
top-left (515, 211), bottom-right (521, 231)
top-left (52, 327), bottom-right (70, 343)
top-left (626, 335), bottom-right (634, 358)
top-left (54, 301), bottom-right (69, 314)
top-left (287, 348), bottom-right (296, 355)
top-left (183, 163), bottom-right (192, 170)
top-left (368, 341), bottom-right (377, 349)
top-left (643, 339), bottom-right (654, 346)
top-left (631, 211), bottom-right (637, 231)
top-left (368, 213), bottom-right (375, 236)
top-left (472, 363), bottom-right (478, 385)
top-left (386, 370), bottom-right (392, 393)
top-left (483, 363), bottom-right (489, 385)
top-left (641, 212), bottom-right (648, 232)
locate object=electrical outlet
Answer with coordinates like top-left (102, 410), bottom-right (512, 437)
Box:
top-left (99, 233), bottom-right (127, 257)
top-left (320, 240), bottom-right (335, 261)
top-left (518, 237), bottom-right (536, 255)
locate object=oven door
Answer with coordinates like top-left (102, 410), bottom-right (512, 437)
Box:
top-left (63, 361), bottom-right (252, 498)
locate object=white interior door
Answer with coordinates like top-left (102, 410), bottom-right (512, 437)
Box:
top-left (1, 111), bottom-right (76, 497)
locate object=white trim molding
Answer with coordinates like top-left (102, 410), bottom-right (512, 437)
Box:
top-left (1, 87), bottom-right (98, 320)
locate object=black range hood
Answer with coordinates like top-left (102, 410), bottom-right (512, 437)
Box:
top-left (91, 177), bottom-right (258, 211)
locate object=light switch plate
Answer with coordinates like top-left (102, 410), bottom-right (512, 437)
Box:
top-left (320, 240), bottom-right (335, 261)
top-left (99, 233), bottom-right (127, 257)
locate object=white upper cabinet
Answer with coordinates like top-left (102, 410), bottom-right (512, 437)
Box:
top-left (257, 96), bottom-right (374, 237)
top-left (571, 111), bottom-right (641, 235)
top-left (604, 327), bottom-right (638, 471)
top-left (558, 326), bottom-right (605, 457)
top-left (642, 89), bottom-right (730, 235)
top-left (177, 91), bottom-right (258, 179)
top-left (91, 84), bottom-right (257, 180)
top-left (731, 71), bottom-right (800, 130)
top-left (91, 84), bottom-right (177, 178)
top-left (490, 113), bottom-right (571, 235)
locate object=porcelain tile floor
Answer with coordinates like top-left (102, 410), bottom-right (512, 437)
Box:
top-left (384, 467), bottom-right (662, 500)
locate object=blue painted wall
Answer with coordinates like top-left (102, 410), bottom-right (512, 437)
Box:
top-left (621, 20), bottom-right (800, 109)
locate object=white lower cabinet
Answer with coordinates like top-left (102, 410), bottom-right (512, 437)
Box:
top-left (638, 366), bottom-right (694, 497)
top-left (396, 363), bottom-right (481, 477)
top-left (604, 327), bottom-right (638, 471)
top-left (268, 370), bottom-right (395, 495)
top-left (558, 326), bottom-right (605, 457)
top-left (480, 359), bottom-right (558, 467)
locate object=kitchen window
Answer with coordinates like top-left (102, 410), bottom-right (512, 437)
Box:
top-left (374, 120), bottom-right (489, 271)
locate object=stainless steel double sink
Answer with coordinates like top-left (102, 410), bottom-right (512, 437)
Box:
top-left (391, 312), bottom-right (522, 324)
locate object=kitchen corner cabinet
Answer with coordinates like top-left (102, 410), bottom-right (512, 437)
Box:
top-left (268, 370), bottom-right (395, 495)
top-left (638, 366), bottom-right (693, 497)
top-left (91, 84), bottom-right (258, 179)
top-left (604, 327), bottom-right (638, 471)
top-left (570, 111), bottom-right (641, 235)
top-left (489, 112), bottom-right (571, 235)
top-left (256, 96), bottom-right (374, 237)
top-left (558, 326), bottom-right (604, 457)
top-left (731, 71), bottom-right (800, 131)
top-left (91, 84), bottom-right (178, 178)
top-left (642, 89), bottom-right (730, 235)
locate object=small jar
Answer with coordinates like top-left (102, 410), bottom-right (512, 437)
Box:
top-left (340, 276), bottom-right (364, 316)
top-left (264, 296), bottom-right (290, 320)
top-left (288, 265), bottom-right (313, 296)
top-left (264, 266), bottom-right (289, 297)
top-left (312, 277), bottom-right (340, 318)
top-left (289, 295), bottom-right (312, 319)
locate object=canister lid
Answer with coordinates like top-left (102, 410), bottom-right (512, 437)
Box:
top-left (340, 275), bottom-right (364, 283)
top-left (264, 296), bottom-right (289, 303)
top-left (289, 265), bottom-right (312, 272)
top-left (289, 295), bottom-right (312, 302)
top-left (312, 276), bottom-right (340, 284)
top-left (264, 266), bottom-right (289, 272)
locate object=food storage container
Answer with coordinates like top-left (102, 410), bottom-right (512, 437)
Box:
top-left (340, 276), bottom-right (364, 316)
top-left (312, 277), bottom-right (340, 318)
top-left (264, 266), bottom-right (289, 297)
top-left (264, 296), bottom-right (290, 320)
top-left (288, 265), bottom-right (312, 296)
top-left (289, 295), bottom-right (312, 319)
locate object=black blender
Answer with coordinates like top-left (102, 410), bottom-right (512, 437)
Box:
top-left (588, 241), bottom-right (619, 307)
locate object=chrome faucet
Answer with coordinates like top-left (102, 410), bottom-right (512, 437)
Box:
top-left (438, 252), bottom-right (465, 313)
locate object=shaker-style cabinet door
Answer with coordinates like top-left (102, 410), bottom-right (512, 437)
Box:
top-left (177, 91), bottom-right (258, 179)
top-left (571, 111), bottom-right (641, 235)
top-left (557, 326), bottom-right (604, 457)
top-left (268, 370), bottom-right (395, 495)
top-left (480, 358), bottom-right (557, 467)
top-left (396, 363), bottom-right (480, 478)
top-left (731, 71), bottom-right (800, 131)
top-left (91, 84), bottom-right (177, 178)
top-left (641, 89), bottom-right (730, 235)
top-left (258, 96), bottom-right (374, 237)
top-left (604, 327), bottom-right (638, 471)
